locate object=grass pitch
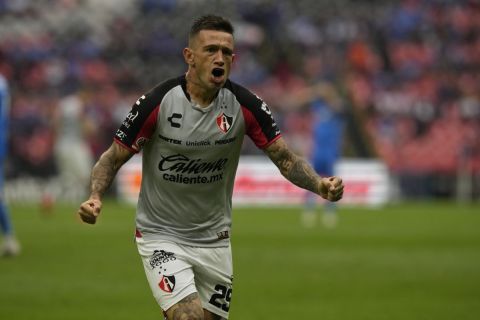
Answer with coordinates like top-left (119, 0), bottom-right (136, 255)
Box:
top-left (1, 201), bottom-right (479, 320)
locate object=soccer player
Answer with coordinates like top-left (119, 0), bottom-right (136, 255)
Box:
top-left (302, 92), bottom-right (344, 228)
top-left (0, 74), bottom-right (20, 257)
top-left (53, 94), bottom-right (94, 203)
top-left (77, 15), bottom-right (344, 320)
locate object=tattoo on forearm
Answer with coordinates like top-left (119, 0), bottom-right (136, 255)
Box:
top-left (90, 152), bottom-right (116, 198)
top-left (267, 141), bottom-right (320, 194)
top-left (90, 144), bottom-right (131, 198)
top-left (287, 157), bottom-right (320, 193)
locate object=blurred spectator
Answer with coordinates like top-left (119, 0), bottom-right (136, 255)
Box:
top-left (8, 94), bottom-right (57, 179)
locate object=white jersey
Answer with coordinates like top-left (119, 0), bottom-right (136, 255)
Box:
top-left (115, 75), bottom-right (281, 247)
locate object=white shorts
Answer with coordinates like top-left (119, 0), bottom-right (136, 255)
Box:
top-left (136, 237), bottom-right (233, 319)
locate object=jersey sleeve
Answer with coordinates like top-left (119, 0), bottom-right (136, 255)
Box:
top-left (230, 82), bottom-right (281, 149)
top-left (114, 78), bottom-right (178, 152)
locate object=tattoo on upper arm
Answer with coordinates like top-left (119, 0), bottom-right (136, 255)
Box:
top-left (90, 143), bottom-right (133, 198)
top-left (266, 140), bottom-right (320, 194)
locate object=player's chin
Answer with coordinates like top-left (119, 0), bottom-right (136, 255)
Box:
top-left (210, 77), bottom-right (226, 88)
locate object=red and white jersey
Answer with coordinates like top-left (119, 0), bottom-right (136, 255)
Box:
top-left (115, 75), bottom-right (281, 247)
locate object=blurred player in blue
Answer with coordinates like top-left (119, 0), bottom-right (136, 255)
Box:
top-left (302, 83), bottom-right (344, 228)
top-left (0, 74), bottom-right (20, 256)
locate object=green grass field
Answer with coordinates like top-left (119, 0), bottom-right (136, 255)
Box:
top-left (1, 201), bottom-right (479, 320)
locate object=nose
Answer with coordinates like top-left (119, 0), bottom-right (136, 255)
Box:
top-left (214, 50), bottom-right (225, 65)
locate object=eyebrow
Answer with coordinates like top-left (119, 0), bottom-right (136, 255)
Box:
top-left (203, 44), bottom-right (233, 55)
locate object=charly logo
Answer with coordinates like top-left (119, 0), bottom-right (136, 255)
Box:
top-left (149, 250), bottom-right (177, 269)
top-left (167, 113), bottom-right (183, 128)
top-left (158, 154), bottom-right (228, 174)
top-left (254, 93), bottom-right (274, 118)
top-left (216, 112), bottom-right (233, 133)
top-left (135, 95), bottom-right (146, 105)
top-left (261, 101), bottom-right (272, 115)
top-left (257, 97), bottom-right (279, 135)
top-left (159, 275), bottom-right (176, 293)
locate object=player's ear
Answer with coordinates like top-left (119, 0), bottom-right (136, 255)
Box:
top-left (232, 53), bottom-right (236, 64)
top-left (183, 47), bottom-right (195, 67)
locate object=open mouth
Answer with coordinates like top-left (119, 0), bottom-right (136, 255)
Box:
top-left (212, 68), bottom-right (225, 77)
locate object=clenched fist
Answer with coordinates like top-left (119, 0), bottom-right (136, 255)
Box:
top-left (77, 198), bottom-right (102, 224)
top-left (319, 176), bottom-right (344, 202)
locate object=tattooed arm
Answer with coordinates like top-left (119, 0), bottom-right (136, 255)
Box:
top-left (264, 138), bottom-right (344, 202)
top-left (77, 142), bottom-right (134, 224)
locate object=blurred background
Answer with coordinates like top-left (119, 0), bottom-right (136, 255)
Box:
top-left (1, 0), bottom-right (480, 205)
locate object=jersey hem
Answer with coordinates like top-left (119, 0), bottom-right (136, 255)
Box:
top-left (138, 232), bottom-right (231, 248)
top-left (203, 303), bottom-right (230, 319)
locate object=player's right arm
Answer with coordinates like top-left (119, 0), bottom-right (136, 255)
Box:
top-left (77, 80), bottom-right (173, 224)
top-left (77, 142), bottom-right (133, 224)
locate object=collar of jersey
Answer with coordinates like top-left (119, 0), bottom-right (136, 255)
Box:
top-left (190, 101), bottom-right (216, 113)
top-left (180, 74), bottom-right (222, 113)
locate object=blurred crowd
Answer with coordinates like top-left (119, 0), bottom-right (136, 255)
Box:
top-left (0, 0), bottom-right (479, 197)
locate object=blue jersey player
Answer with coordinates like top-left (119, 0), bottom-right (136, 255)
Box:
top-left (0, 74), bottom-right (20, 257)
top-left (302, 95), bottom-right (344, 228)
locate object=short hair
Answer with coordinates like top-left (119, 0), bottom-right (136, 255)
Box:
top-left (189, 15), bottom-right (234, 41)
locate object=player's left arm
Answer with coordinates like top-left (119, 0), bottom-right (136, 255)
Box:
top-left (264, 137), bottom-right (344, 201)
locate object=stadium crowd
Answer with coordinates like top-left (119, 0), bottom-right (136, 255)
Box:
top-left (0, 0), bottom-right (479, 198)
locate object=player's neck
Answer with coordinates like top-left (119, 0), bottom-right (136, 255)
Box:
top-left (185, 71), bottom-right (218, 107)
